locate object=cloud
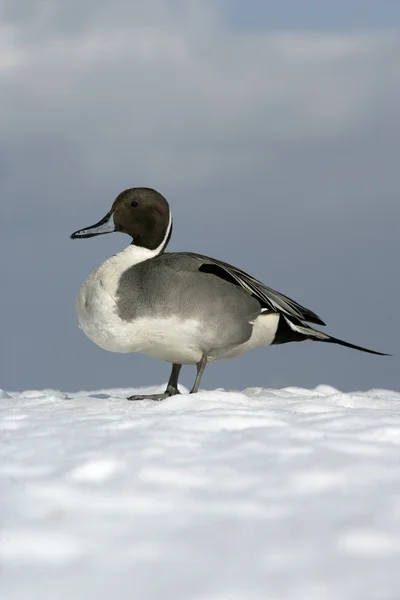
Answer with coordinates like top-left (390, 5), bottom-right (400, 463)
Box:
top-left (1, 1), bottom-right (399, 215)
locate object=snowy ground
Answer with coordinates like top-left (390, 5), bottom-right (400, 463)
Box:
top-left (1, 385), bottom-right (400, 600)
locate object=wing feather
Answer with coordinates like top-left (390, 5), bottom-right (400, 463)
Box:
top-left (191, 253), bottom-right (325, 326)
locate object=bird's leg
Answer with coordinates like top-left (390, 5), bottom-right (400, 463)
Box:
top-left (165, 363), bottom-right (182, 396)
top-left (190, 354), bottom-right (207, 394)
top-left (127, 363), bottom-right (182, 401)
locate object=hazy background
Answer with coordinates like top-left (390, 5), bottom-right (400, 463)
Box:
top-left (1, 0), bottom-right (399, 393)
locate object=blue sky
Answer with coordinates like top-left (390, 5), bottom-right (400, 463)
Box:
top-left (1, 1), bottom-right (399, 393)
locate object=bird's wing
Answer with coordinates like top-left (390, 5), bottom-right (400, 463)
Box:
top-left (182, 252), bottom-right (326, 326)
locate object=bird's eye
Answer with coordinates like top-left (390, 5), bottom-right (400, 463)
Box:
top-left (131, 201), bottom-right (139, 208)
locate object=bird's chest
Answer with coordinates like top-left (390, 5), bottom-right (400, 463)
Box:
top-left (75, 249), bottom-right (145, 353)
top-left (75, 258), bottom-right (203, 362)
top-left (76, 265), bottom-right (130, 352)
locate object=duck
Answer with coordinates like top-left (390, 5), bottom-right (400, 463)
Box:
top-left (70, 187), bottom-right (388, 400)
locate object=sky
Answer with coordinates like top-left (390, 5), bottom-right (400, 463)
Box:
top-left (1, 0), bottom-right (399, 393)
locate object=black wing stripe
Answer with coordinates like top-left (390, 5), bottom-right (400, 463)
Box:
top-left (197, 254), bottom-right (325, 326)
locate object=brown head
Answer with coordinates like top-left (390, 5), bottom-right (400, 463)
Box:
top-left (70, 188), bottom-right (172, 251)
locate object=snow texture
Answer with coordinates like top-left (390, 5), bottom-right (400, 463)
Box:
top-left (1, 385), bottom-right (400, 600)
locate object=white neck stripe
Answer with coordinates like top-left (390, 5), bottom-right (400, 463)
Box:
top-left (154, 210), bottom-right (172, 256)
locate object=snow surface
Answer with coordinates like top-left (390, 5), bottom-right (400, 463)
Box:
top-left (2, 384), bottom-right (400, 600)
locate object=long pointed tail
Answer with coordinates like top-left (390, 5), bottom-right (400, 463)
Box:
top-left (279, 315), bottom-right (390, 356)
top-left (317, 334), bottom-right (390, 356)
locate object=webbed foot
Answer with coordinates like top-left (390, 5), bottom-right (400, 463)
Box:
top-left (127, 386), bottom-right (180, 402)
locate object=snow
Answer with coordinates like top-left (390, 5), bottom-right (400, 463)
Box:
top-left (1, 384), bottom-right (400, 600)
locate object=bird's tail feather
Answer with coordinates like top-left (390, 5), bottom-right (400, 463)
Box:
top-left (315, 333), bottom-right (390, 356)
top-left (283, 316), bottom-right (390, 356)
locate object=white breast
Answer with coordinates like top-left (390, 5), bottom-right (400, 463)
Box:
top-left (76, 231), bottom-right (205, 364)
top-left (77, 268), bottom-right (204, 362)
top-left (76, 246), bottom-right (141, 354)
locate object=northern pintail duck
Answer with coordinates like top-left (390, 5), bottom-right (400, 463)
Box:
top-left (71, 188), bottom-right (387, 400)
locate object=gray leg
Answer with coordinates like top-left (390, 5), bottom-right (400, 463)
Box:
top-left (190, 354), bottom-right (207, 394)
top-left (127, 363), bottom-right (182, 401)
